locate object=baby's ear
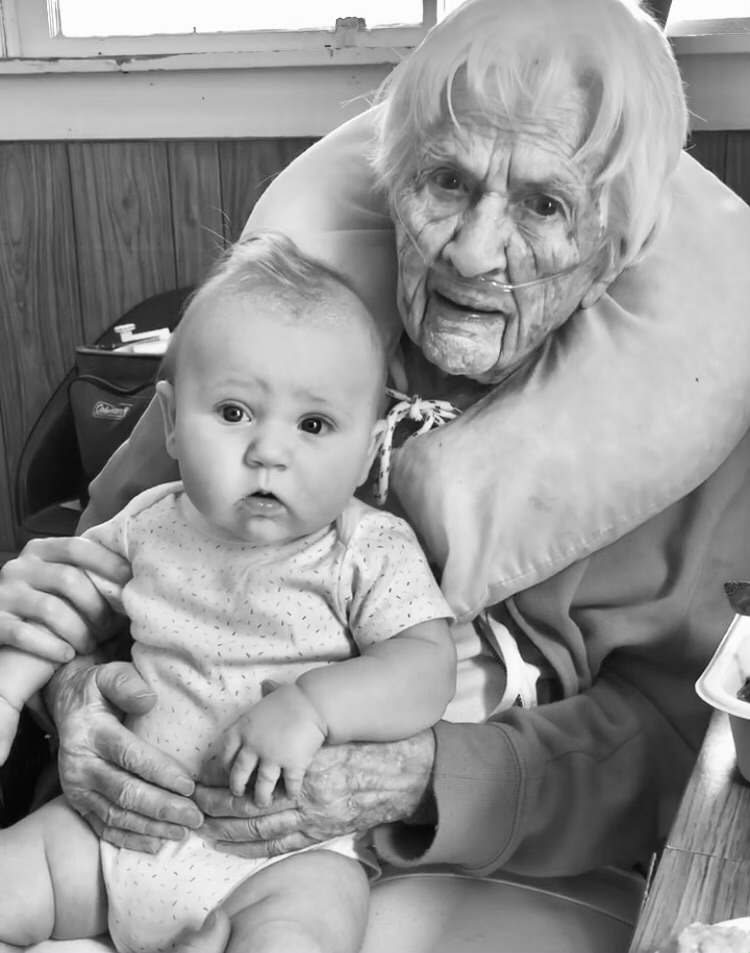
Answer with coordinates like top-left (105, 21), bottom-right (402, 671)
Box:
top-left (358, 419), bottom-right (387, 486)
top-left (155, 380), bottom-right (179, 460)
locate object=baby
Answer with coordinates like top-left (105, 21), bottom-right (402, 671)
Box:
top-left (0, 232), bottom-right (457, 953)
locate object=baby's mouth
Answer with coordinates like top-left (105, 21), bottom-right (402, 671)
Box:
top-left (240, 491), bottom-right (284, 515)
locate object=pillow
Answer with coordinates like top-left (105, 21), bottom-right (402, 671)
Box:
top-left (87, 108), bottom-right (750, 624)
top-left (250, 108), bottom-right (750, 620)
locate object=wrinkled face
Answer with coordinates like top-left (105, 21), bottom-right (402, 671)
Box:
top-left (393, 84), bottom-right (609, 383)
top-left (160, 282), bottom-right (384, 546)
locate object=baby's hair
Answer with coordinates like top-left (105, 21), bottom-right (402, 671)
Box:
top-left (162, 230), bottom-right (387, 396)
top-left (372, 0), bottom-right (687, 272)
top-left (199, 229), bottom-right (366, 304)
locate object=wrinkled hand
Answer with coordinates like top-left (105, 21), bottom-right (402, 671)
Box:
top-left (197, 730), bottom-right (435, 859)
top-left (52, 659), bottom-right (203, 852)
top-left (221, 684), bottom-right (326, 805)
top-left (0, 536), bottom-right (130, 661)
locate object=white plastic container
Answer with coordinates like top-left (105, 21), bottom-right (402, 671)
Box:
top-left (696, 613), bottom-right (750, 780)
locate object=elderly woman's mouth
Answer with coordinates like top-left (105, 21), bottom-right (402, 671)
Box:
top-left (431, 289), bottom-right (507, 317)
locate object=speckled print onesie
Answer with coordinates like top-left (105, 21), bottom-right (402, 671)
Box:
top-left (83, 481), bottom-right (452, 953)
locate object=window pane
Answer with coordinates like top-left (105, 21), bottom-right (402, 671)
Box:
top-left (58, 1), bottom-right (424, 36)
top-left (668, 0), bottom-right (750, 20)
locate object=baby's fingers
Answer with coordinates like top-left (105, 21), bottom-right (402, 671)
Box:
top-left (229, 748), bottom-right (258, 798)
top-left (254, 763), bottom-right (281, 807)
top-left (282, 767), bottom-right (305, 802)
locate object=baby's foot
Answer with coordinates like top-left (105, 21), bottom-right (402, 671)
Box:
top-left (0, 695), bottom-right (21, 766)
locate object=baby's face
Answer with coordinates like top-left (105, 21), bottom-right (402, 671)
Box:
top-left (162, 280), bottom-right (384, 545)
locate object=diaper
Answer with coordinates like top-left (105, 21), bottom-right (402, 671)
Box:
top-left (102, 831), bottom-right (370, 953)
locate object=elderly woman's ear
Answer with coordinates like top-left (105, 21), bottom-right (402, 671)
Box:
top-left (580, 243), bottom-right (620, 310)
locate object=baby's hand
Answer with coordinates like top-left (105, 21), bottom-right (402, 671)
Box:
top-left (221, 684), bottom-right (327, 806)
top-left (0, 695), bottom-right (21, 766)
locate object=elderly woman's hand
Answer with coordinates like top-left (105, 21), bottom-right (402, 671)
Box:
top-left (195, 731), bottom-right (435, 858)
top-left (51, 659), bottom-right (204, 852)
top-left (0, 536), bottom-right (130, 661)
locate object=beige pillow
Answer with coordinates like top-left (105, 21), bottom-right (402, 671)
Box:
top-left (250, 108), bottom-right (750, 620)
top-left (88, 107), bottom-right (750, 625)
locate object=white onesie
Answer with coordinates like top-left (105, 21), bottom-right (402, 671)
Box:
top-left (84, 482), bottom-right (453, 953)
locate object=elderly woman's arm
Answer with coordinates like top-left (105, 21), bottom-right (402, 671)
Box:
top-left (197, 431), bottom-right (748, 875)
top-left (383, 434), bottom-right (750, 876)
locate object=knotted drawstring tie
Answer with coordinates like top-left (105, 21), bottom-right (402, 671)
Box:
top-left (374, 388), bottom-right (461, 505)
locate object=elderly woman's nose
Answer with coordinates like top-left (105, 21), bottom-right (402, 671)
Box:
top-left (442, 196), bottom-right (513, 279)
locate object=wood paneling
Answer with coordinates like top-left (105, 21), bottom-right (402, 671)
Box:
top-left (0, 136), bottom-right (320, 549)
top-left (218, 138), bottom-right (316, 243)
top-left (0, 142), bottom-right (82, 550)
top-left (686, 130), bottom-right (728, 181)
top-left (2, 129), bottom-right (749, 551)
top-left (68, 141), bottom-right (177, 341)
top-left (724, 131), bottom-right (750, 207)
top-left (167, 141), bottom-right (224, 287)
top-left (0, 418), bottom-right (14, 552)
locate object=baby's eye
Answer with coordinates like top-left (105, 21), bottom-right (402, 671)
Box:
top-left (219, 404), bottom-right (250, 424)
top-left (299, 416), bottom-right (329, 436)
top-left (525, 194), bottom-right (563, 218)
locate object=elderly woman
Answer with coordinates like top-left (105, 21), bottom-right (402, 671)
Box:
top-left (4, 0), bottom-right (750, 891)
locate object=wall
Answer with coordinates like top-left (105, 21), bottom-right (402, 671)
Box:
top-left (1, 128), bottom-right (749, 552)
top-left (0, 136), bottom-right (316, 551)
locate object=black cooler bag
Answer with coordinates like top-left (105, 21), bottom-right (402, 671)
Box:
top-left (69, 346), bottom-right (162, 484)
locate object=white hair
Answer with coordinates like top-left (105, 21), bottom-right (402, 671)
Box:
top-left (372, 0), bottom-right (688, 269)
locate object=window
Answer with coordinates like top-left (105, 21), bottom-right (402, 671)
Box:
top-left (2, 0), bottom-right (749, 71)
top-left (669, 0), bottom-right (750, 20)
top-left (0, 0), bottom-right (445, 60)
top-left (667, 0), bottom-right (750, 36)
top-left (55, 2), bottom-right (424, 36)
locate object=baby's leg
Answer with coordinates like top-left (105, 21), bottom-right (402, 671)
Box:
top-left (221, 849), bottom-right (370, 953)
top-left (0, 795), bottom-right (106, 945)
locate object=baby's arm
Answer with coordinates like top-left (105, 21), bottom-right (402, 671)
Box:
top-left (222, 618), bottom-right (456, 804)
top-left (298, 617), bottom-right (457, 742)
top-left (0, 649), bottom-right (58, 764)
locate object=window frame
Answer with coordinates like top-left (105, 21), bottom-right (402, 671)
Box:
top-left (3, 0), bottom-right (750, 68)
top-left (0, 0), bottom-right (439, 66)
top-left (666, 1), bottom-right (750, 54)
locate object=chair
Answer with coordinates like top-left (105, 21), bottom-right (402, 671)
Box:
top-left (13, 288), bottom-right (192, 547)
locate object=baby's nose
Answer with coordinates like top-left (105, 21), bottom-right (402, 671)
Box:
top-left (244, 426), bottom-right (289, 469)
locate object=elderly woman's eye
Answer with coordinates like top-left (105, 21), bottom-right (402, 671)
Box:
top-left (219, 404), bottom-right (249, 424)
top-left (526, 194), bottom-right (563, 218)
top-left (429, 169), bottom-right (466, 193)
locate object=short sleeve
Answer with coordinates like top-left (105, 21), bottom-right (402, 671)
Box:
top-left (342, 512), bottom-right (453, 647)
top-left (82, 508), bottom-right (129, 559)
top-left (80, 483), bottom-right (178, 609)
top-left (80, 508), bottom-right (130, 610)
